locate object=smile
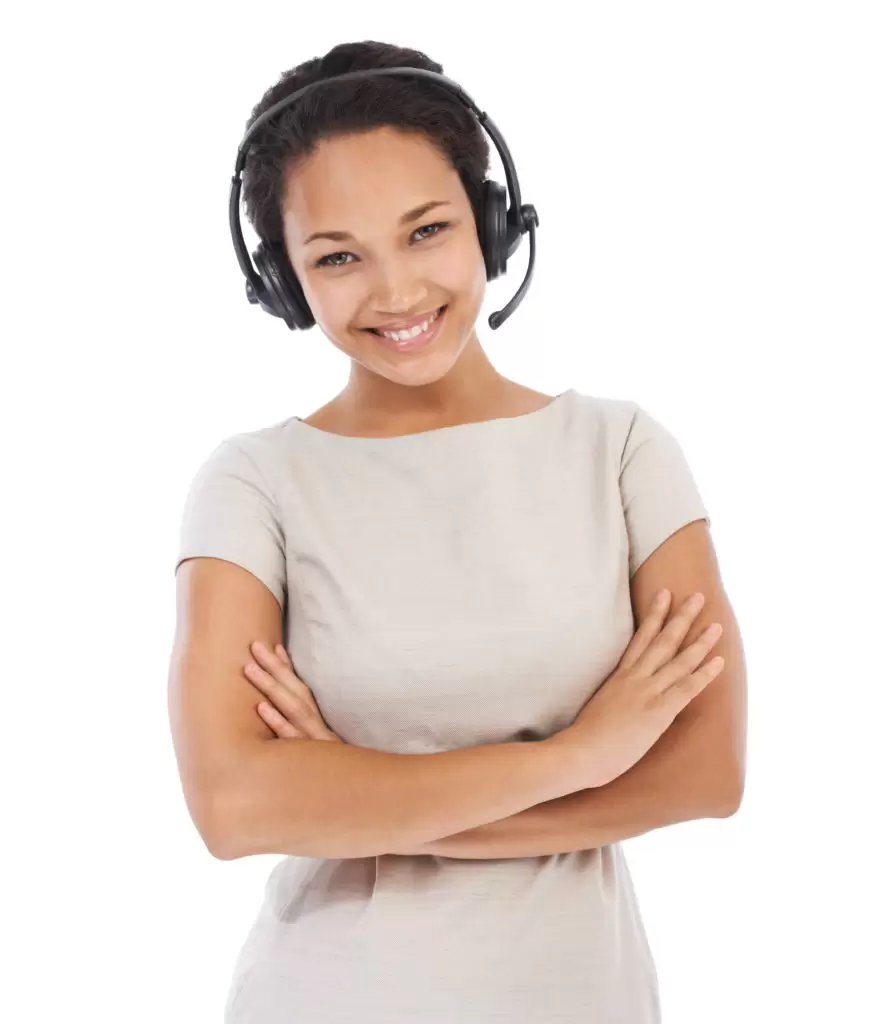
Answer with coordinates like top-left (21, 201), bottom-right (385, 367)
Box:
top-left (365, 305), bottom-right (447, 353)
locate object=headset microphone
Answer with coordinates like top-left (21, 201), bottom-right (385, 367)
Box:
top-left (229, 67), bottom-right (539, 332)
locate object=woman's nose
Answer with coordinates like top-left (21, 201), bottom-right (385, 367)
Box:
top-left (368, 262), bottom-right (427, 312)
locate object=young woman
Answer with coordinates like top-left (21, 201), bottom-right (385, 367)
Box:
top-left (170, 39), bottom-right (746, 1023)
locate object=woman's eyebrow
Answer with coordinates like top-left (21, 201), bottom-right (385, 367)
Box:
top-left (302, 200), bottom-right (453, 245)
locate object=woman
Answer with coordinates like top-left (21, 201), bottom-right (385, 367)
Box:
top-left (170, 39), bottom-right (746, 1023)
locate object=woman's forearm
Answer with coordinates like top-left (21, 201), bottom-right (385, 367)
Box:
top-left (388, 788), bottom-right (595, 858)
top-left (388, 714), bottom-right (735, 860)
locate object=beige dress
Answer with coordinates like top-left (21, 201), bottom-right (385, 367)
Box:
top-left (175, 388), bottom-right (711, 1022)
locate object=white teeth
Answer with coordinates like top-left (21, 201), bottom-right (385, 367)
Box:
top-left (377, 307), bottom-right (441, 341)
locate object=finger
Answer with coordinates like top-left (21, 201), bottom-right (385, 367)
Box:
top-left (250, 643), bottom-right (339, 738)
top-left (638, 591), bottom-right (707, 676)
top-left (257, 700), bottom-right (304, 738)
top-left (248, 646), bottom-right (315, 713)
top-left (251, 642), bottom-right (311, 698)
top-left (616, 590), bottom-right (672, 671)
top-left (651, 621), bottom-right (723, 691)
top-left (244, 662), bottom-right (312, 724)
top-left (661, 657), bottom-right (724, 714)
top-left (259, 701), bottom-right (305, 738)
top-left (251, 644), bottom-right (327, 724)
top-left (246, 657), bottom-right (338, 742)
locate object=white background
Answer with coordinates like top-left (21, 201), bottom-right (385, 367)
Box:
top-left (2, 1), bottom-right (889, 1021)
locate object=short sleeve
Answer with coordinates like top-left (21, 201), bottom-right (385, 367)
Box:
top-left (174, 438), bottom-right (287, 610)
top-left (619, 404), bottom-right (711, 578)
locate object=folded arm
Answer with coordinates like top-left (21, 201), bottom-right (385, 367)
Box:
top-left (389, 688), bottom-right (741, 858)
top-left (389, 522), bottom-right (747, 859)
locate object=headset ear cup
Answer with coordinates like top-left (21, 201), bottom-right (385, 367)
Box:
top-left (249, 243), bottom-right (287, 321)
top-left (252, 241), bottom-right (315, 330)
top-left (478, 179), bottom-right (508, 281)
top-left (268, 241), bottom-right (315, 329)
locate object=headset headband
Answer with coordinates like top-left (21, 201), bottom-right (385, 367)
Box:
top-left (228, 67), bottom-right (539, 330)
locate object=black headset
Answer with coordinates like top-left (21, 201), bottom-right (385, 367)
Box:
top-left (228, 67), bottom-right (539, 332)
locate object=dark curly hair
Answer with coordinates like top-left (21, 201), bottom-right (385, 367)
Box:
top-left (241, 40), bottom-right (491, 245)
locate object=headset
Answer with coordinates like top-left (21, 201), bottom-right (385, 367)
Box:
top-left (228, 66), bottom-right (539, 331)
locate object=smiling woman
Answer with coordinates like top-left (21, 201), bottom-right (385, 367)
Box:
top-left (228, 40), bottom-right (545, 425)
top-left (170, 36), bottom-right (743, 1024)
top-left (275, 123), bottom-right (490, 392)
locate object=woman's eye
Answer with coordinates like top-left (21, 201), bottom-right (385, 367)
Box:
top-left (314, 221), bottom-right (450, 269)
top-left (413, 220), bottom-right (450, 241)
top-left (315, 251), bottom-right (353, 268)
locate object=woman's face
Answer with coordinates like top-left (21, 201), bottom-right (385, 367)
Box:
top-left (281, 126), bottom-right (487, 388)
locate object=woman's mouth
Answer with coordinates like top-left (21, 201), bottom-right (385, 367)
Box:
top-left (364, 305), bottom-right (447, 353)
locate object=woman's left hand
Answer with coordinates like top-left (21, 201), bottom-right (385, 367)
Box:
top-left (244, 642), bottom-right (436, 855)
top-left (243, 641), bottom-right (344, 743)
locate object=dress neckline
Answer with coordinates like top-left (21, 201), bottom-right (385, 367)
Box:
top-left (289, 388), bottom-right (575, 443)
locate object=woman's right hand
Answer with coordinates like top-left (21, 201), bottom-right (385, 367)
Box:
top-left (555, 589), bottom-right (725, 789)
